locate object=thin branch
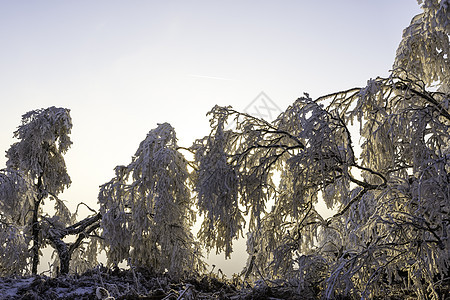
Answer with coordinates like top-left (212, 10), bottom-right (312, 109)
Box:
top-left (329, 188), bottom-right (367, 220)
top-left (395, 82), bottom-right (450, 122)
top-left (176, 146), bottom-right (195, 155)
top-left (315, 87), bottom-right (362, 104)
top-left (75, 202), bottom-right (97, 215)
top-left (349, 165), bottom-right (387, 187)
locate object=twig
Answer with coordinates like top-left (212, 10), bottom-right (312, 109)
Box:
top-left (176, 285), bottom-right (192, 300)
top-left (162, 291), bottom-right (178, 300)
top-left (75, 202), bottom-right (98, 215)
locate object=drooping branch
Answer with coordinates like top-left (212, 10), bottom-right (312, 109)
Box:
top-left (394, 81), bottom-right (450, 122)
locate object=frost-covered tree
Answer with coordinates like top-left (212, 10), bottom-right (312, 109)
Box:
top-left (192, 1), bottom-right (449, 298)
top-left (3, 107), bottom-right (73, 274)
top-left (99, 123), bottom-right (205, 277)
top-left (0, 107), bottom-right (101, 275)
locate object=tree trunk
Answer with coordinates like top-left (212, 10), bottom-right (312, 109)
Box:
top-left (48, 213), bottom-right (102, 275)
top-left (31, 198), bottom-right (42, 275)
top-left (56, 239), bottom-right (70, 275)
top-left (32, 174), bottom-right (44, 275)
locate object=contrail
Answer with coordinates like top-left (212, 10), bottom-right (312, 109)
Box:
top-left (188, 74), bottom-right (233, 81)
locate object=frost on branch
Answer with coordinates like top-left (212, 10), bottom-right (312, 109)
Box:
top-left (394, 0), bottom-right (449, 88)
top-left (0, 169), bottom-right (34, 226)
top-left (6, 107), bottom-right (72, 197)
top-left (0, 169), bottom-right (34, 275)
top-left (191, 106), bottom-right (244, 258)
top-left (0, 222), bottom-right (30, 275)
top-left (99, 123), bottom-right (205, 277)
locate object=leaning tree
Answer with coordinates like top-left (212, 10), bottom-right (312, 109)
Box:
top-left (190, 0), bottom-right (449, 298)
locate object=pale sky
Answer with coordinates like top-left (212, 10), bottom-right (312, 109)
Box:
top-left (0, 1), bottom-right (422, 275)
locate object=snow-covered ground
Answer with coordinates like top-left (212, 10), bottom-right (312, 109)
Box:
top-left (0, 267), bottom-right (242, 299)
top-left (0, 275), bottom-right (96, 299)
top-left (0, 277), bottom-right (34, 299)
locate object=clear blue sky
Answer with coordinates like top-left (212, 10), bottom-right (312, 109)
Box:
top-left (0, 0), bottom-right (422, 275)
